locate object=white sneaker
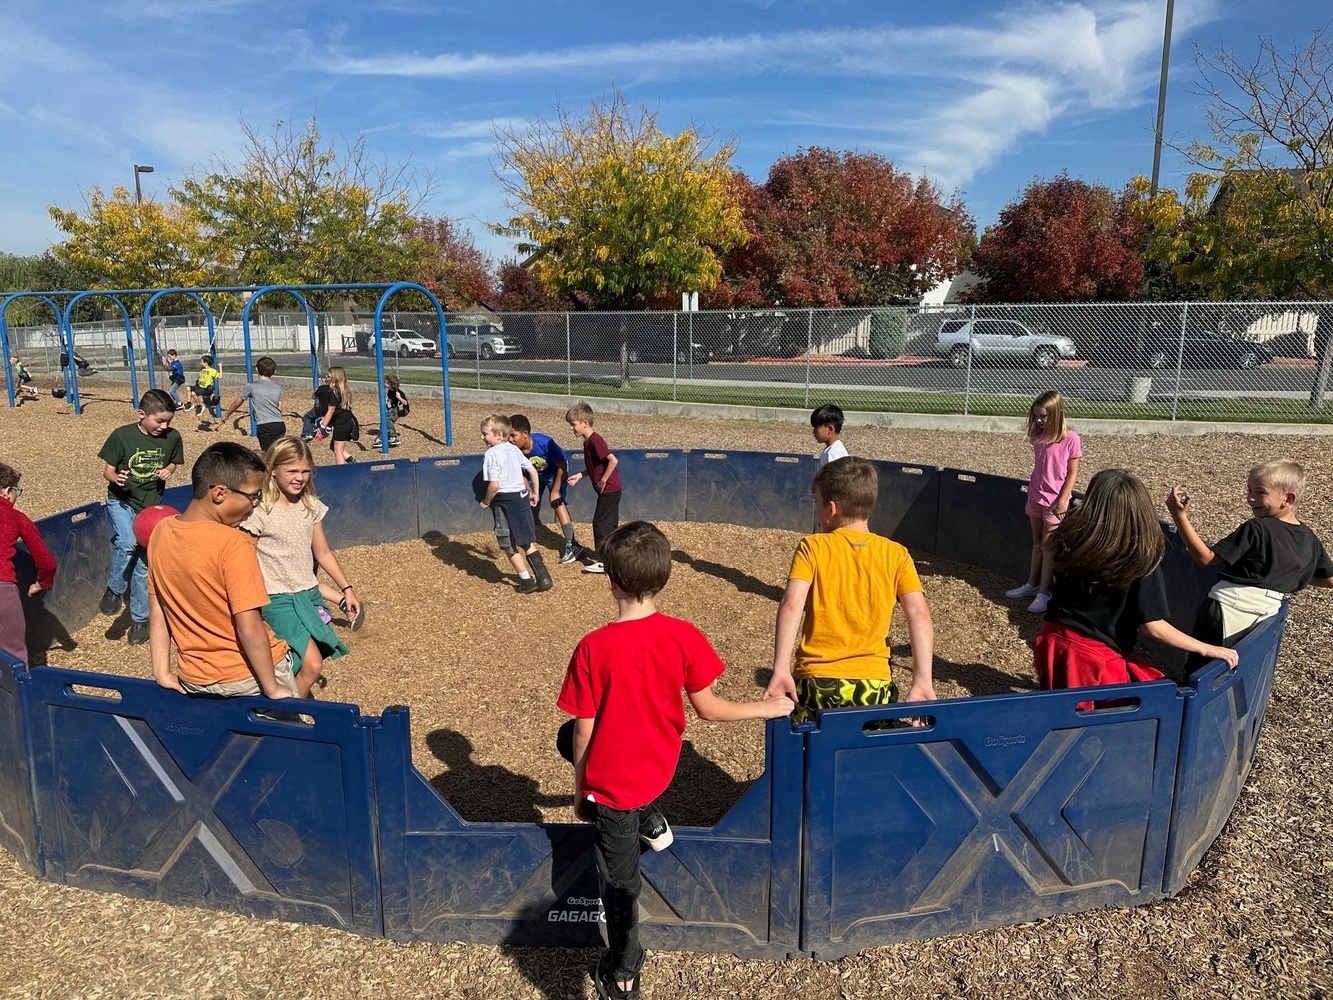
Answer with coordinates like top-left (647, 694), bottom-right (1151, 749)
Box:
top-left (1005, 582), bottom-right (1038, 599)
top-left (583, 561), bottom-right (605, 574)
top-left (1027, 592), bottom-right (1050, 614)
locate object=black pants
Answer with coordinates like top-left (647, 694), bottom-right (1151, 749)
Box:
top-left (256, 421), bottom-right (286, 452)
top-left (592, 489), bottom-right (622, 557)
top-left (556, 719), bottom-right (646, 980)
top-left (1182, 596), bottom-right (1260, 680)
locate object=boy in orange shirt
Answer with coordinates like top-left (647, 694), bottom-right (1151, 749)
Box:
top-left (765, 457), bottom-right (936, 723)
top-left (147, 442), bottom-right (296, 699)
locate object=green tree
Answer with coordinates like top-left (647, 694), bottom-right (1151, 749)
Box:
top-left (1128, 30), bottom-right (1333, 402)
top-left (492, 90), bottom-right (747, 309)
top-left (175, 117), bottom-right (429, 348)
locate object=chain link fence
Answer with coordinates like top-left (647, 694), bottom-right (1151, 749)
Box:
top-left (6, 301), bottom-right (1331, 423)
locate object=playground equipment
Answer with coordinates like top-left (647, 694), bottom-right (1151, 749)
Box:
top-left (0, 284), bottom-right (452, 451)
top-left (0, 452), bottom-right (1281, 958)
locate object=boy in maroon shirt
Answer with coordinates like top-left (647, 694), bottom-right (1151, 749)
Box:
top-left (564, 400), bottom-right (621, 575)
top-left (556, 521), bottom-right (794, 999)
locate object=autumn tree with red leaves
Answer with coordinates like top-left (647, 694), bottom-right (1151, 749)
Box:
top-left (407, 216), bottom-right (495, 309)
top-left (710, 149), bottom-right (974, 308)
top-left (493, 260), bottom-right (574, 312)
top-left (970, 175), bottom-right (1146, 302)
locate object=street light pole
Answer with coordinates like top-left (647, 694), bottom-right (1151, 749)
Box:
top-left (1149, 0), bottom-right (1175, 195)
top-left (133, 163), bottom-right (155, 206)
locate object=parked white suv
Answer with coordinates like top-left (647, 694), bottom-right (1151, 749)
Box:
top-left (377, 329), bottom-right (437, 358)
top-left (934, 318), bottom-right (1076, 369)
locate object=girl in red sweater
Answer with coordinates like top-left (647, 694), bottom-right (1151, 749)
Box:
top-left (0, 462), bottom-right (57, 666)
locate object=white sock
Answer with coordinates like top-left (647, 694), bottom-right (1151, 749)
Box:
top-left (519, 571), bottom-right (532, 579)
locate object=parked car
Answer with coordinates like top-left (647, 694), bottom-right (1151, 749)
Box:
top-left (1143, 331), bottom-right (1273, 370)
top-left (445, 326), bottom-right (521, 360)
top-left (1090, 331), bottom-right (1274, 370)
top-left (359, 328), bottom-right (437, 358)
top-left (934, 318), bottom-right (1076, 369)
top-left (626, 340), bottom-right (711, 364)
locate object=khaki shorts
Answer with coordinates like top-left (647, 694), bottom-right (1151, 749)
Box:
top-left (181, 650), bottom-right (300, 698)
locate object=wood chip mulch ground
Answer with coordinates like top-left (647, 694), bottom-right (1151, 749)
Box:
top-left (0, 376), bottom-right (1329, 999)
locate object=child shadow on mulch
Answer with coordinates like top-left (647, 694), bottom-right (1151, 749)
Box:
top-left (671, 550), bottom-right (785, 602)
top-left (426, 727), bottom-right (567, 824)
top-left (889, 643), bottom-right (1036, 697)
top-left (420, 530), bottom-right (507, 584)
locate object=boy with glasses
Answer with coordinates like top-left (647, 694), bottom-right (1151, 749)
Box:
top-left (146, 442), bottom-right (298, 700)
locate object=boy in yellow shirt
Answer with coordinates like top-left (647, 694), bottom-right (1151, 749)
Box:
top-left (765, 457), bottom-right (935, 723)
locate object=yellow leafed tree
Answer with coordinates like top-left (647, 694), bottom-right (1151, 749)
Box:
top-left (48, 186), bottom-right (223, 293)
top-left (492, 90), bottom-right (747, 309)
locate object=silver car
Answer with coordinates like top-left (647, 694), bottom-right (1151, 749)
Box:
top-left (445, 325), bottom-right (522, 360)
top-left (935, 318), bottom-right (1077, 369)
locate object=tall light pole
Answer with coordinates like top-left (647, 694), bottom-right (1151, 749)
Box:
top-left (133, 164), bottom-right (155, 205)
top-left (1149, 0), bottom-right (1175, 195)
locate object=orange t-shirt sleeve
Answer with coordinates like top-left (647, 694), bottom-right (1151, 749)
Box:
top-left (789, 537), bottom-right (815, 582)
top-left (893, 546), bottom-right (924, 597)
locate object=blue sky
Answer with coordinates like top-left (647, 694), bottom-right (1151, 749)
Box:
top-left (0, 0), bottom-right (1328, 264)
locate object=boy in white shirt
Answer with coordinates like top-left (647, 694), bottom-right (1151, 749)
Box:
top-left (478, 413), bottom-right (551, 593)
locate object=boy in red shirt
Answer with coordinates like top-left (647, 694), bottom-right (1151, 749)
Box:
top-left (556, 521), bottom-right (794, 1000)
top-left (565, 400), bottom-right (620, 575)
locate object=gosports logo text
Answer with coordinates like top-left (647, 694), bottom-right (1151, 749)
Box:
top-left (984, 734), bottom-right (1027, 747)
top-left (548, 896), bottom-right (604, 922)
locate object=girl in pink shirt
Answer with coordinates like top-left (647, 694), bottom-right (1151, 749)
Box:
top-left (1006, 391), bottom-right (1081, 613)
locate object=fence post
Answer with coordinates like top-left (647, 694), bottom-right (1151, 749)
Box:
top-left (963, 305), bottom-right (975, 416)
top-left (1171, 303), bottom-right (1188, 421)
top-left (804, 310), bottom-right (813, 408)
top-left (565, 313), bottom-right (572, 397)
top-left (475, 327), bottom-right (481, 391)
top-left (672, 313), bottom-right (678, 402)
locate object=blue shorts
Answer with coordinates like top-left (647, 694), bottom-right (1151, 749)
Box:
top-left (492, 491), bottom-right (535, 549)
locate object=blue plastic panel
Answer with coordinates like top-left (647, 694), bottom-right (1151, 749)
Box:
top-left (374, 707), bottom-right (803, 959)
top-left (25, 668), bottom-right (382, 935)
top-left (0, 656), bottom-right (40, 876)
top-left (685, 450), bottom-right (814, 532)
top-left (619, 450), bottom-right (687, 522)
top-left (1164, 610), bottom-right (1284, 895)
top-left (416, 457), bottom-right (492, 537)
top-left (801, 685), bottom-right (1182, 958)
top-left (866, 462), bottom-right (941, 555)
top-left (26, 504), bottom-right (112, 660)
top-left (314, 458), bottom-right (419, 548)
top-left (935, 469), bottom-right (1032, 578)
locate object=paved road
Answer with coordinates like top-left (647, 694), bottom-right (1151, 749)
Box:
top-left (264, 353), bottom-right (1320, 399)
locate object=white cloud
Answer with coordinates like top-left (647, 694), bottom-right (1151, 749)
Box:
top-left (311, 0), bottom-right (1218, 188)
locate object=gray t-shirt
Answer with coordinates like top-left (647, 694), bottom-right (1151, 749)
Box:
top-left (239, 379), bottom-right (284, 425)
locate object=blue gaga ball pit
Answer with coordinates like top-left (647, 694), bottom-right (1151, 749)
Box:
top-left (0, 451), bottom-right (1285, 959)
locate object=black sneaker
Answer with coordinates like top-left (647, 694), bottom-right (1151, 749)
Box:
top-left (128, 621), bottom-right (149, 645)
top-left (593, 955), bottom-right (640, 1000)
top-left (558, 542), bottom-right (580, 565)
top-left (639, 809), bottom-right (673, 852)
top-left (99, 588), bottom-right (123, 616)
top-left (516, 576), bottom-right (539, 594)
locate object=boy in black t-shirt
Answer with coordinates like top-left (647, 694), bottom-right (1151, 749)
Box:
top-left (1169, 459), bottom-right (1333, 666)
